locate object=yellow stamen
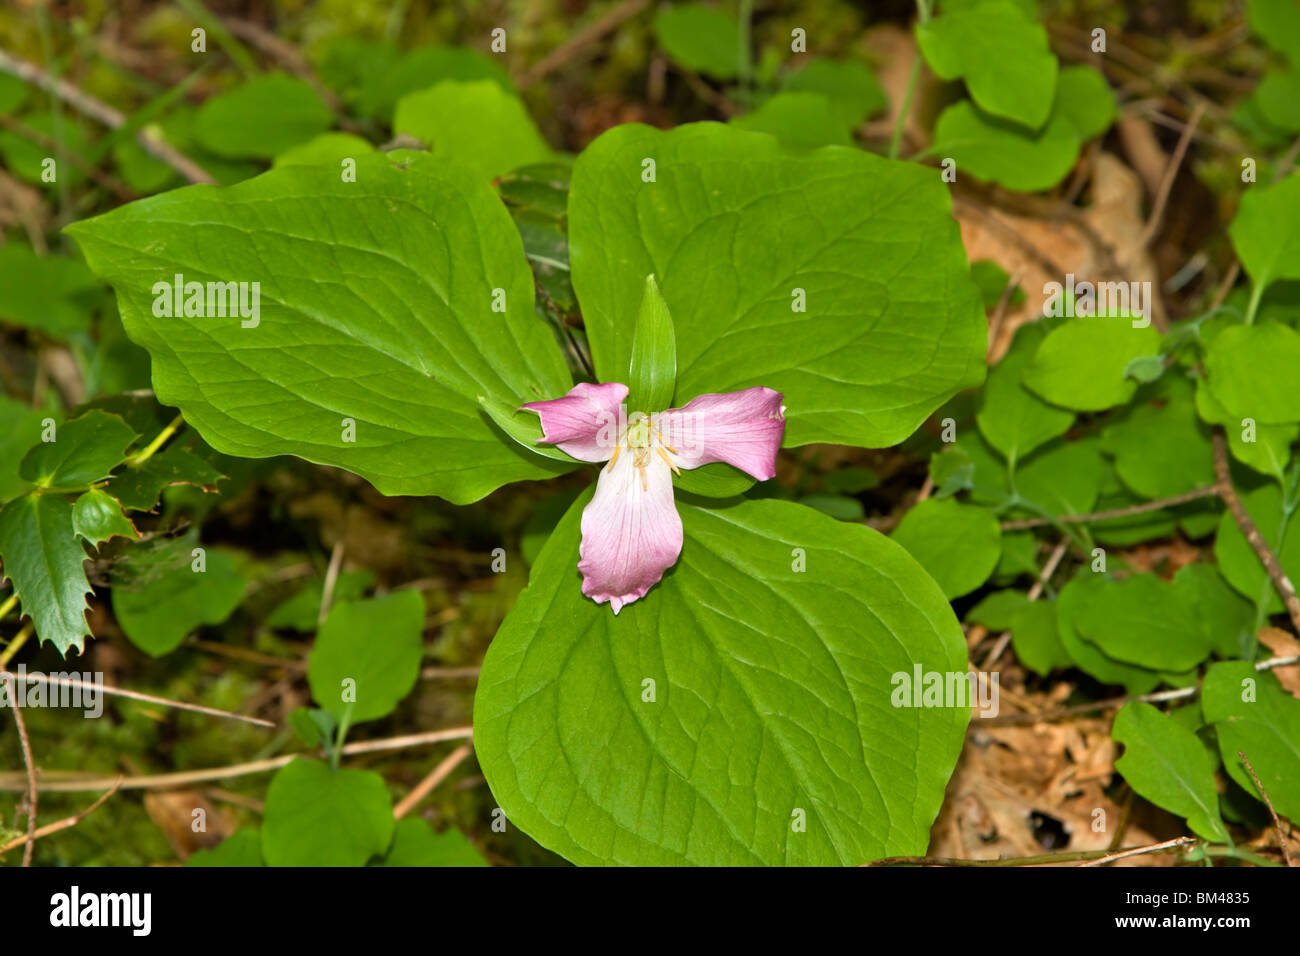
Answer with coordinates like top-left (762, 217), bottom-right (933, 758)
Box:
top-left (607, 443), bottom-right (620, 471)
top-left (654, 425), bottom-right (678, 455)
top-left (656, 445), bottom-right (680, 475)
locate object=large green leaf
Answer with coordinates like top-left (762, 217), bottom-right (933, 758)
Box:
top-left (111, 547), bottom-right (247, 656)
top-left (0, 494), bottom-right (93, 655)
top-left (1022, 316), bottom-right (1161, 412)
top-left (568, 123), bottom-right (985, 450)
top-left (392, 80), bottom-right (553, 181)
top-left (379, 818), bottom-right (488, 867)
top-left (1229, 174), bottom-right (1300, 298)
top-left (67, 152), bottom-right (575, 503)
top-left (652, 3), bottom-right (742, 80)
top-left (1205, 322), bottom-right (1300, 424)
top-left (730, 93), bottom-right (854, 149)
top-left (194, 73), bottom-right (334, 160)
top-left (0, 245), bottom-right (100, 340)
top-left (261, 759), bottom-right (394, 866)
top-left (1056, 574), bottom-right (1161, 694)
top-left (0, 398), bottom-right (51, 503)
top-left (1202, 661), bottom-right (1300, 823)
top-left (1214, 482), bottom-right (1300, 616)
top-left (976, 322), bottom-right (1074, 465)
top-left (1101, 395), bottom-right (1215, 498)
top-left (779, 58), bottom-right (886, 126)
top-left (308, 590), bottom-right (425, 723)
top-left (354, 45), bottom-right (512, 121)
top-left (1069, 574), bottom-right (1212, 672)
top-left (917, 0), bottom-right (1057, 128)
top-left (1112, 701), bottom-right (1230, 843)
top-left (890, 498), bottom-right (1002, 599)
top-left (475, 493), bottom-right (969, 866)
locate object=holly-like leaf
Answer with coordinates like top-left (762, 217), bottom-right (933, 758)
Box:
top-left (569, 123), bottom-right (985, 452)
top-left (261, 759), bottom-right (394, 867)
top-left (67, 152), bottom-right (576, 503)
top-left (1112, 701), bottom-right (1230, 843)
top-left (475, 493), bottom-right (969, 866)
top-left (72, 488), bottom-right (138, 545)
top-left (1202, 661), bottom-right (1300, 823)
top-left (652, 3), bottom-right (742, 80)
top-left (0, 397), bottom-right (49, 503)
top-left (107, 442), bottom-right (226, 512)
top-left (19, 410), bottom-right (139, 491)
top-left (891, 498), bottom-right (1002, 599)
top-left (0, 494), bottom-right (94, 655)
top-left (308, 590), bottom-right (425, 724)
top-left (392, 80), bottom-right (553, 181)
top-left (194, 73), bottom-right (333, 160)
top-left (379, 818), bottom-right (488, 867)
top-left (1022, 316), bottom-right (1162, 411)
top-left (111, 547), bottom-right (247, 656)
top-left (917, 0), bottom-right (1057, 128)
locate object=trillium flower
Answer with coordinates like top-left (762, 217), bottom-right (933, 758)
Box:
top-left (522, 383), bottom-right (786, 613)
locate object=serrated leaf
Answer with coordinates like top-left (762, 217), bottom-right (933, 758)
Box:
top-left (1202, 661), bottom-right (1300, 823)
top-left (652, 3), bottom-right (742, 80)
top-left (1112, 701), bottom-right (1230, 843)
top-left (18, 411), bottom-right (138, 491)
top-left (569, 123), bottom-right (986, 452)
top-left (976, 322), bottom-right (1074, 465)
top-left (379, 818), bottom-right (488, 867)
top-left (1022, 316), bottom-right (1162, 411)
top-left (72, 489), bottom-right (138, 545)
top-left (393, 80), bottom-right (553, 181)
top-left (67, 152), bottom-right (576, 503)
top-left (917, 0), bottom-right (1057, 128)
top-left (779, 57), bottom-right (887, 126)
top-left (308, 590), bottom-right (425, 724)
top-left (0, 397), bottom-right (49, 503)
top-left (475, 493), bottom-right (969, 865)
top-left (111, 547), bottom-right (246, 656)
top-left (194, 73), bottom-right (333, 160)
top-left (0, 495), bottom-right (93, 655)
top-left (262, 759), bottom-right (394, 867)
top-left (627, 274), bottom-right (677, 412)
top-left (891, 498), bottom-right (1002, 599)
top-left (107, 442), bottom-right (226, 513)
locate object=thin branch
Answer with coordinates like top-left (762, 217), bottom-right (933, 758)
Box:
top-left (1237, 750), bottom-right (1294, 867)
top-left (0, 47), bottom-right (215, 185)
top-left (1213, 432), bottom-right (1300, 635)
top-left (0, 725), bottom-right (474, 792)
top-left (1133, 103), bottom-right (1206, 255)
top-left (420, 665), bottom-right (481, 680)
top-left (986, 654), bottom-right (1300, 725)
top-left (866, 836), bottom-right (1196, 867)
top-left (318, 541), bottom-right (344, 627)
top-left (0, 778), bottom-right (120, 857)
top-left (1, 671), bottom-right (37, 866)
top-left (1000, 485), bottom-right (1220, 531)
top-left (393, 743), bottom-right (474, 820)
top-left (1079, 836), bottom-right (1198, 867)
top-left (517, 0), bottom-right (651, 88)
top-left (5, 670), bottom-right (276, 729)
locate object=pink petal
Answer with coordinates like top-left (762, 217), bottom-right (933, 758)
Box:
top-left (657, 387), bottom-right (785, 480)
top-left (520, 382), bottom-right (627, 462)
top-left (578, 444), bottom-right (682, 614)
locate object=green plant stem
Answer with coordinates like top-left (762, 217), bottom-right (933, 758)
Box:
top-left (889, 0), bottom-right (933, 160)
top-left (1243, 281), bottom-right (1264, 326)
top-left (128, 414), bottom-right (184, 467)
top-left (0, 624), bottom-right (33, 670)
top-left (0, 593), bottom-right (16, 623)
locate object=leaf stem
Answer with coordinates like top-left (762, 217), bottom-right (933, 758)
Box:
top-left (0, 623), bottom-right (33, 670)
top-left (128, 414), bottom-right (184, 467)
top-left (0, 592), bottom-right (17, 623)
top-left (889, 0), bottom-right (933, 160)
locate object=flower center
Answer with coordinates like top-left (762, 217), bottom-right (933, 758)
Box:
top-left (608, 412), bottom-right (680, 490)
